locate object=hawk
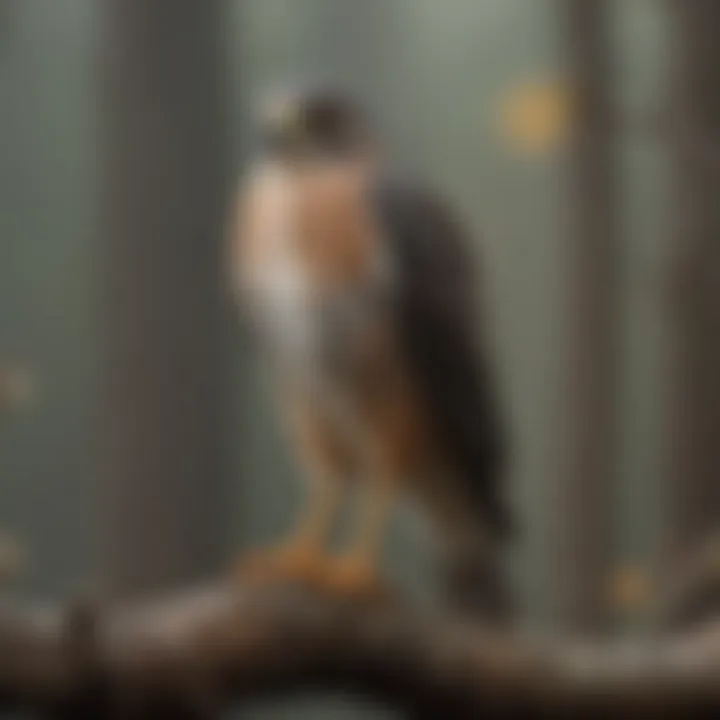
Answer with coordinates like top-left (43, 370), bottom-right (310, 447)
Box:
top-left (229, 87), bottom-right (512, 617)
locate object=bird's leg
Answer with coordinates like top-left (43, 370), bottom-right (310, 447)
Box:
top-left (322, 477), bottom-right (396, 599)
top-left (234, 399), bottom-right (349, 587)
top-left (236, 479), bottom-right (342, 585)
top-left (320, 377), bottom-right (424, 600)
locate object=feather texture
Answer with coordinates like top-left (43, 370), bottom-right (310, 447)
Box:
top-left (371, 176), bottom-right (512, 540)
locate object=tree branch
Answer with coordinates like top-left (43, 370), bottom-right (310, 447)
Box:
top-left (1, 583), bottom-right (720, 718)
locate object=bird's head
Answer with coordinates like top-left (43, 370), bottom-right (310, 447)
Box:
top-left (257, 85), bottom-right (372, 162)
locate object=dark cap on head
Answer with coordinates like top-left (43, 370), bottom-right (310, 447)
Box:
top-left (259, 86), bottom-right (370, 159)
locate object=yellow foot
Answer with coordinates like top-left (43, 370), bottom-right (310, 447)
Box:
top-left (319, 558), bottom-right (394, 603)
top-left (232, 545), bottom-right (328, 588)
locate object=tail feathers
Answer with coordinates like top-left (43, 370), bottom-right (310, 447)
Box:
top-left (442, 546), bottom-right (514, 624)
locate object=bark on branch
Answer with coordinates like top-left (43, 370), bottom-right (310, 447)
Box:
top-left (1, 584), bottom-right (720, 718)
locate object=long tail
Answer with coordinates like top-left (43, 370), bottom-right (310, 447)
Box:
top-left (441, 541), bottom-right (515, 624)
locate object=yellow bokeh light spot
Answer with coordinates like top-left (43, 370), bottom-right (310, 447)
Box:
top-left (607, 564), bottom-right (652, 614)
top-left (496, 79), bottom-right (571, 156)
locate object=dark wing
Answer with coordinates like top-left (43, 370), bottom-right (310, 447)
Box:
top-left (371, 176), bottom-right (512, 539)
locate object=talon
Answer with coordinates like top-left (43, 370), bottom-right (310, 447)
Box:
top-left (320, 558), bottom-right (393, 602)
top-left (232, 544), bottom-right (328, 587)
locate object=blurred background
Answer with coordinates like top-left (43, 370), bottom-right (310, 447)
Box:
top-left (1, 0), bottom-right (718, 716)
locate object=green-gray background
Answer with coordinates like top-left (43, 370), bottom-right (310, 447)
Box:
top-left (0, 1), bottom-right (666, 716)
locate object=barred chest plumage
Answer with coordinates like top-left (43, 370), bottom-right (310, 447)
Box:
top-left (236, 163), bottom-right (395, 393)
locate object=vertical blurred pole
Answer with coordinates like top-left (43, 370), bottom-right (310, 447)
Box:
top-left (555, 0), bottom-right (618, 632)
top-left (664, 1), bottom-right (720, 562)
top-left (102, 0), bottom-right (230, 591)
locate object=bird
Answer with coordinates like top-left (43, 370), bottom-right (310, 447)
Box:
top-left (228, 86), bottom-right (513, 618)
